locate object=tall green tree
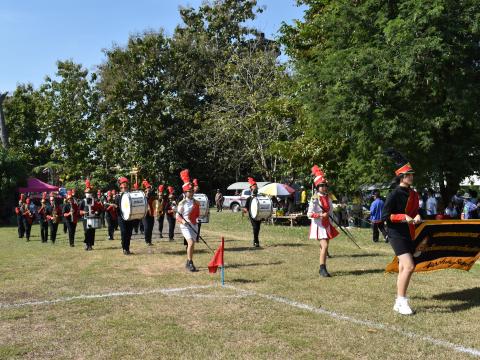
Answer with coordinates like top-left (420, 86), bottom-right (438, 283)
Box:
top-left (3, 84), bottom-right (51, 170)
top-left (282, 0), bottom-right (480, 200)
top-left (37, 60), bottom-right (100, 181)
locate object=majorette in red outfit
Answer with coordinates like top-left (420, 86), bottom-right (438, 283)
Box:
top-left (176, 169), bottom-right (200, 272)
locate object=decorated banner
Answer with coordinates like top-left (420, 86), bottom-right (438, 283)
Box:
top-left (386, 220), bottom-right (480, 273)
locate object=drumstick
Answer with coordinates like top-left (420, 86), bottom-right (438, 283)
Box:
top-left (176, 211), bottom-right (214, 253)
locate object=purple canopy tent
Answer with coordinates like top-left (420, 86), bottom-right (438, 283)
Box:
top-left (18, 178), bottom-right (59, 193)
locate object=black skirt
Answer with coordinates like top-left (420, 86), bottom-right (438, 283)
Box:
top-left (388, 236), bottom-right (415, 256)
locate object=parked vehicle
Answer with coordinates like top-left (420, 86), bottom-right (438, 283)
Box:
top-left (223, 189), bottom-right (251, 212)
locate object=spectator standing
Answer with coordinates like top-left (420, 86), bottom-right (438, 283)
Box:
top-left (300, 186), bottom-right (308, 213)
top-left (444, 202), bottom-right (458, 219)
top-left (462, 192), bottom-right (479, 219)
top-left (426, 189), bottom-right (437, 220)
top-left (369, 190), bottom-right (388, 242)
top-left (215, 189), bottom-right (224, 212)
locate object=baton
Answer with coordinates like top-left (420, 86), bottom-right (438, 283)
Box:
top-left (316, 202), bottom-right (361, 249)
top-left (176, 211), bottom-right (214, 253)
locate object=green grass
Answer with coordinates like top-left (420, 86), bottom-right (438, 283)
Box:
top-left (0, 213), bottom-right (479, 359)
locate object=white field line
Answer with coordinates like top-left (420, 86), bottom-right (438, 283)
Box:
top-left (1, 284), bottom-right (479, 357)
top-left (0, 285), bottom-right (214, 309)
top-left (226, 285), bottom-right (480, 358)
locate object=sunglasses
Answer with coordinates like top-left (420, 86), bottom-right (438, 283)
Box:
top-left (319, 184), bottom-right (328, 188)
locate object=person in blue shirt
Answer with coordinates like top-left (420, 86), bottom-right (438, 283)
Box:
top-left (369, 190), bottom-right (388, 242)
top-left (462, 192), bottom-right (479, 219)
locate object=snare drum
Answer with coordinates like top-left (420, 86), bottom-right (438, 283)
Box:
top-left (120, 191), bottom-right (147, 221)
top-left (249, 196), bottom-right (273, 221)
top-left (86, 216), bottom-right (102, 229)
top-left (193, 193), bottom-right (210, 223)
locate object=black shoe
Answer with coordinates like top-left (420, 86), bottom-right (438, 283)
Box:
top-left (385, 236), bottom-right (389, 243)
top-left (373, 239), bottom-right (379, 243)
top-left (319, 265), bottom-right (331, 277)
top-left (253, 241), bottom-right (260, 248)
top-left (70, 244), bottom-right (74, 247)
top-left (123, 249), bottom-right (127, 255)
top-left (84, 244), bottom-right (89, 251)
top-left (188, 260), bottom-right (197, 272)
top-left (169, 238), bottom-right (174, 241)
top-left (160, 234), bottom-right (163, 238)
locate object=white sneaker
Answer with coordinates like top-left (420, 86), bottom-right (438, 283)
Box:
top-left (393, 298), bottom-right (414, 315)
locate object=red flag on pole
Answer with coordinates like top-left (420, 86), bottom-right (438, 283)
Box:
top-left (208, 237), bottom-right (224, 273)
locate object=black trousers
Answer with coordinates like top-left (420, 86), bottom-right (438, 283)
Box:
top-left (119, 219), bottom-right (133, 251)
top-left (63, 220), bottom-right (68, 234)
top-left (40, 220), bottom-right (49, 242)
top-left (157, 214), bottom-right (165, 235)
top-left (167, 216), bottom-right (176, 240)
top-left (83, 222), bottom-right (96, 248)
top-left (106, 214), bottom-right (117, 240)
top-left (17, 215), bottom-right (25, 238)
top-left (49, 221), bottom-right (58, 243)
top-left (65, 221), bottom-right (77, 246)
top-left (23, 218), bottom-right (32, 240)
top-left (372, 222), bottom-right (388, 242)
top-left (250, 218), bottom-right (261, 244)
top-left (143, 215), bottom-right (154, 244)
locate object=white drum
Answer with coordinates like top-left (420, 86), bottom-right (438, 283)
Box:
top-left (86, 216), bottom-right (102, 229)
top-left (193, 193), bottom-right (210, 223)
top-left (249, 196), bottom-right (273, 221)
top-left (120, 191), bottom-right (147, 221)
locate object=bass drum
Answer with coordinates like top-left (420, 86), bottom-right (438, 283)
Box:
top-left (120, 191), bottom-right (147, 221)
top-left (193, 193), bottom-right (210, 223)
top-left (249, 196), bottom-right (273, 221)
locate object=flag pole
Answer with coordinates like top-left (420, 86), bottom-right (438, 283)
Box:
top-left (221, 237), bottom-right (225, 286)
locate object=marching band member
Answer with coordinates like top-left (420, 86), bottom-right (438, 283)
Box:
top-left (79, 180), bottom-right (103, 251)
top-left (63, 190), bottom-right (80, 247)
top-left (132, 182), bottom-right (143, 235)
top-left (244, 177), bottom-right (261, 248)
top-left (193, 178), bottom-right (201, 243)
top-left (307, 166), bottom-right (339, 277)
top-left (382, 151), bottom-right (421, 315)
top-left (176, 170), bottom-right (200, 272)
top-left (166, 186), bottom-right (177, 241)
top-left (15, 194), bottom-right (26, 238)
top-left (38, 193), bottom-right (49, 243)
top-left (103, 191), bottom-right (118, 240)
top-left (111, 189), bottom-right (119, 231)
top-left (116, 177), bottom-right (134, 255)
top-left (46, 192), bottom-right (60, 243)
top-left (156, 185), bottom-right (166, 238)
top-left (97, 189), bottom-right (106, 227)
top-left (142, 179), bottom-right (155, 246)
top-left (23, 197), bottom-right (35, 242)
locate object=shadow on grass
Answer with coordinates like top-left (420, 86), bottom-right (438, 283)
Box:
top-left (267, 243), bottom-right (308, 248)
top-left (162, 249), bottom-right (211, 256)
top-left (227, 260), bottom-right (284, 269)
top-left (228, 278), bottom-right (262, 284)
top-left (334, 268), bottom-right (385, 276)
top-left (225, 247), bottom-right (264, 252)
top-left (329, 253), bottom-right (385, 258)
top-left (427, 287), bottom-right (480, 312)
top-left (94, 246), bottom-right (122, 251)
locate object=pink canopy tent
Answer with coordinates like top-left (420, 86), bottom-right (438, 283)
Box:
top-left (18, 177), bottom-right (59, 193)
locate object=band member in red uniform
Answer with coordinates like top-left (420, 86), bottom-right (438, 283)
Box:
top-left (307, 166), bottom-right (339, 277)
top-left (244, 177), bottom-right (262, 248)
top-left (116, 177), bottom-right (134, 255)
top-left (176, 170), bottom-right (200, 272)
top-left (23, 197), bottom-right (35, 242)
top-left (103, 191), bottom-right (118, 240)
top-left (38, 192), bottom-right (49, 243)
top-left (192, 179), bottom-right (202, 243)
top-left (382, 150), bottom-right (421, 315)
top-left (15, 194), bottom-right (26, 238)
top-left (142, 179), bottom-right (155, 246)
top-left (156, 184), bottom-right (166, 238)
top-left (46, 192), bottom-right (61, 243)
top-left (79, 180), bottom-right (104, 251)
top-left (131, 182), bottom-right (143, 235)
top-left (166, 186), bottom-right (177, 241)
top-left (63, 190), bottom-right (80, 247)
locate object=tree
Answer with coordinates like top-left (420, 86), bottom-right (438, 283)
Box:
top-left (0, 147), bottom-right (28, 222)
top-left (3, 84), bottom-right (52, 170)
top-left (0, 92), bottom-right (9, 148)
top-left (282, 0), bottom-right (480, 200)
top-left (37, 60), bottom-right (100, 180)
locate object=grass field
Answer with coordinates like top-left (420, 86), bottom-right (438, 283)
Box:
top-left (0, 212), bottom-right (479, 359)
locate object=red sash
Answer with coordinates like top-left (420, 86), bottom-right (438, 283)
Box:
top-left (319, 195), bottom-right (339, 239)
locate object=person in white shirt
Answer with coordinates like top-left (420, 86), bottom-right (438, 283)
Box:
top-left (426, 189), bottom-right (437, 220)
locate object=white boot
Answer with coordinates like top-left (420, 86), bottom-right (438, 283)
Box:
top-left (393, 297), bottom-right (414, 315)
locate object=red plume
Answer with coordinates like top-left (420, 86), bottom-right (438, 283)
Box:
top-left (311, 165), bottom-right (324, 177)
top-left (247, 177), bottom-right (257, 186)
top-left (168, 186), bottom-right (174, 194)
top-left (180, 169), bottom-right (190, 184)
top-left (142, 179), bottom-right (151, 189)
top-left (85, 179), bottom-right (91, 189)
top-left (158, 184), bottom-right (165, 193)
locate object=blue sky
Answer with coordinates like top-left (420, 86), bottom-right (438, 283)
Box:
top-left (1, 0), bottom-right (306, 92)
